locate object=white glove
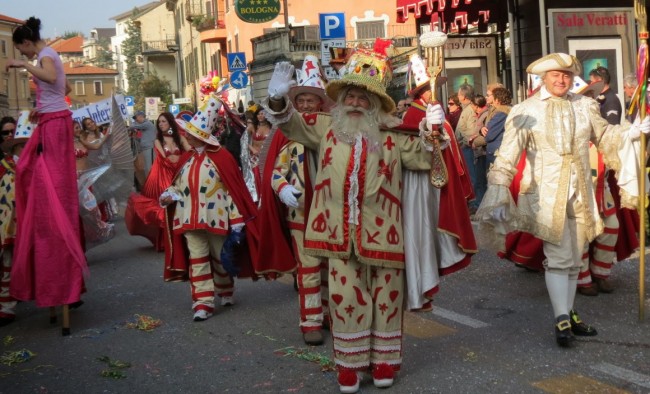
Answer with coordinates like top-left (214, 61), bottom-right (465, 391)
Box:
top-left (268, 62), bottom-right (296, 99)
top-left (426, 103), bottom-right (445, 129)
top-left (629, 115), bottom-right (650, 139)
top-left (492, 205), bottom-right (507, 222)
top-left (639, 115), bottom-right (650, 134)
top-left (159, 189), bottom-right (182, 207)
top-left (278, 185), bottom-right (301, 208)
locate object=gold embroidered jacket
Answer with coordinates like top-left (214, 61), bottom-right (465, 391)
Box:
top-left (481, 89), bottom-right (636, 245)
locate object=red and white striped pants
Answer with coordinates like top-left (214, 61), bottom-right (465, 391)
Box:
top-left (291, 228), bottom-right (329, 332)
top-left (578, 213), bottom-right (619, 286)
top-left (0, 248), bottom-right (16, 318)
top-left (184, 231), bottom-right (234, 313)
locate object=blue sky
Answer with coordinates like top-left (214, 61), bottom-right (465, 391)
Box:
top-left (2, 0), bottom-right (155, 39)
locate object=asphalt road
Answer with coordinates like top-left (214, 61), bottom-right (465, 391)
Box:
top-left (1, 219), bottom-right (649, 393)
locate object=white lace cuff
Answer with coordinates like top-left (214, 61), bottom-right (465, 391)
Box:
top-left (261, 96), bottom-right (295, 126)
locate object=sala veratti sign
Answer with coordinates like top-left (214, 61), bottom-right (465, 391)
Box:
top-left (235, 0), bottom-right (281, 23)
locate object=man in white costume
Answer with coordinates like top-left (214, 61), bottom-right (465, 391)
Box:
top-left (476, 53), bottom-right (649, 347)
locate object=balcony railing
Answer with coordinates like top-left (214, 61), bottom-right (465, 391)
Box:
top-left (192, 12), bottom-right (226, 31)
top-left (142, 36), bottom-right (178, 54)
top-left (289, 40), bottom-right (320, 52)
top-left (185, 0), bottom-right (203, 21)
top-left (345, 23), bottom-right (416, 40)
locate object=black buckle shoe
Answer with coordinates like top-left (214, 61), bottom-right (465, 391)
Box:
top-left (555, 315), bottom-right (575, 347)
top-left (569, 310), bottom-right (598, 336)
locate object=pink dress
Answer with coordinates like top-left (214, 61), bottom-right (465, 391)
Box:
top-left (10, 46), bottom-right (87, 307)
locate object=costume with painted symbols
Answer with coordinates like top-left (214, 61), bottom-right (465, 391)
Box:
top-left (273, 109), bottom-right (432, 269)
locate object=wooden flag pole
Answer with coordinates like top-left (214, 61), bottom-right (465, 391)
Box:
top-left (633, 0), bottom-right (648, 321)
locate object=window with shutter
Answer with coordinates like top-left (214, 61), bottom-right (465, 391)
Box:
top-left (356, 21), bottom-right (385, 40)
top-left (94, 81), bottom-right (103, 95)
top-left (75, 81), bottom-right (85, 96)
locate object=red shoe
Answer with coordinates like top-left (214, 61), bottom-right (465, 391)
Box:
top-left (372, 363), bottom-right (394, 388)
top-left (338, 369), bottom-right (360, 393)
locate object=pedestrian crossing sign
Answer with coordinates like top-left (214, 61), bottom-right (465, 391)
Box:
top-left (227, 52), bottom-right (247, 71)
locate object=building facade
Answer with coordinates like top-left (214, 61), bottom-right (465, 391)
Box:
top-left (65, 63), bottom-right (119, 109)
top-left (0, 14), bottom-right (32, 117)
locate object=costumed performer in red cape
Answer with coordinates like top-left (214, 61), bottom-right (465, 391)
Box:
top-left (396, 52), bottom-right (477, 312)
top-left (159, 94), bottom-right (259, 322)
top-left (257, 54), bottom-right (334, 346)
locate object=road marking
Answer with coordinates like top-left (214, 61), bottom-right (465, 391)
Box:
top-left (403, 312), bottom-right (456, 338)
top-left (592, 362), bottom-right (650, 389)
top-left (431, 307), bottom-right (489, 328)
top-left (532, 373), bottom-right (629, 393)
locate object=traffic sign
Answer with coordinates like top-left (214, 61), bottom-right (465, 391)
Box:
top-left (227, 52), bottom-right (247, 71)
top-left (321, 39), bottom-right (346, 67)
top-left (319, 13), bottom-right (345, 39)
top-left (169, 104), bottom-right (180, 115)
top-left (124, 96), bottom-right (135, 106)
top-left (230, 71), bottom-right (249, 89)
top-left (173, 97), bottom-right (192, 105)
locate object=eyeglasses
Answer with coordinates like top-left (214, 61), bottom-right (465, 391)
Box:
top-left (447, 102), bottom-right (456, 106)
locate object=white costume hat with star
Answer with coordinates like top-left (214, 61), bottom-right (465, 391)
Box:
top-left (176, 95), bottom-right (221, 146)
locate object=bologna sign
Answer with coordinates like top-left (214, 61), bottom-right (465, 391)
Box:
top-left (235, 0), bottom-right (281, 23)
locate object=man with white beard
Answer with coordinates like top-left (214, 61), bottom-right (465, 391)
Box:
top-left (264, 45), bottom-right (445, 393)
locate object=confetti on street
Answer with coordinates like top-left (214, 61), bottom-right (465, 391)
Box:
top-left (97, 355), bottom-right (131, 379)
top-left (125, 314), bottom-right (162, 332)
top-left (2, 336), bottom-right (16, 346)
top-left (1, 349), bottom-right (35, 366)
top-left (275, 346), bottom-right (336, 372)
top-left (245, 329), bottom-right (279, 342)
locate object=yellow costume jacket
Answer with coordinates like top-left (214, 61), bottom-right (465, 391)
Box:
top-left (278, 111), bottom-right (432, 269)
top-left (481, 87), bottom-right (638, 245)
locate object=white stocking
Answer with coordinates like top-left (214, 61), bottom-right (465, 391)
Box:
top-left (567, 270), bottom-right (579, 312)
top-left (545, 270), bottom-right (569, 319)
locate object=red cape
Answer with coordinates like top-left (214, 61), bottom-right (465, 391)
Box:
top-left (163, 147), bottom-right (260, 281)
top-left (395, 99), bottom-right (477, 274)
top-left (254, 130), bottom-right (305, 275)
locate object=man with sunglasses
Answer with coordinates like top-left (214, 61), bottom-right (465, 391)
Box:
top-left (445, 94), bottom-right (462, 131)
top-left (0, 117), bottom-right (16, 144)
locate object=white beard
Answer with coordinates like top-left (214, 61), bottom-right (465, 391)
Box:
top-left (330, 105), bottom-right (382, 152)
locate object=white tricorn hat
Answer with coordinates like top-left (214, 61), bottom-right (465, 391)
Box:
top-left (288, 54), bottom-right (334, 111)
top-left (526, 53), bottom-right (582, 76)
top-left (175, 95), bottom-right (221, 146)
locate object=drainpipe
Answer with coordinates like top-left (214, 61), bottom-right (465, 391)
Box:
top-left (507, 0), bottom-right (518, 102)
top-left (539, 0), bottom-right (547, 55)
top-left (283, 0), bottom-right (289, 29)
